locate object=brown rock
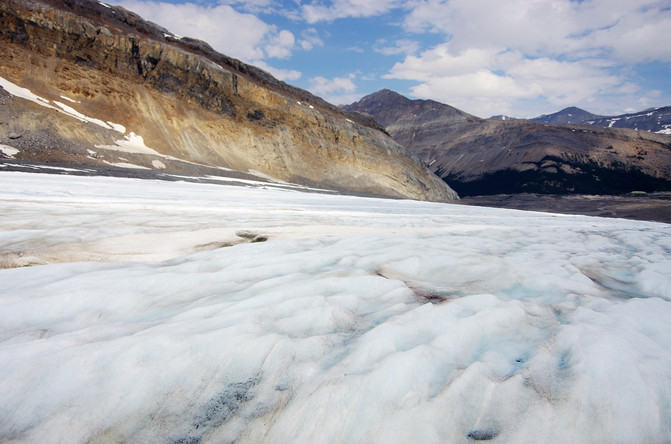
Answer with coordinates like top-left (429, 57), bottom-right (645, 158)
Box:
top-left (0, 0), bottom-right (458, 202)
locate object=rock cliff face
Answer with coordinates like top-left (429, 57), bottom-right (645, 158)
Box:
top-left (0, 0), bottom-right (457, 202)
top-left (345, 90), bottom-right (671, 196)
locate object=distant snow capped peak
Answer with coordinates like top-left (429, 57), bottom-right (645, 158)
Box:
top-left (530, 105), bottom-right (671, 134)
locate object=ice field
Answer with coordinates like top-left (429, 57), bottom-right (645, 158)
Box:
top-left (1, 171), bottom-right (671, 443)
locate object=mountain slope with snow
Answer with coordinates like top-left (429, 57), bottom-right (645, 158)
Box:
top-left (1, 172), bottom-right (671, 443)
top-left (0, 0), bottom-right (456, 202)
top-left (531, 106), bottom-right (671, 134)
top-left (584, 106), bottom-right (671, 134)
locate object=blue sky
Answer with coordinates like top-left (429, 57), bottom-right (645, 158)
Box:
top-left (112, 0), bottom-right (671, 118)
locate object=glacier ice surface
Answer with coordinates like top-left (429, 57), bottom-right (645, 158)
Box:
top-left (1, 172), bottom-right (670, 443)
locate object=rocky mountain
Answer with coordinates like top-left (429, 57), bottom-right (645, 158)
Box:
top-left (488, 115), bottom-right (519, 121)
top-left (582, 107), bottom-right (671, 134)
top-left (0, 0), bottom-right (457, 202)
top-left (344, 90), bottom-right (671, 196)
top-left (531, 106), bottom-right (671, 134)
top-left (530, 107), bottom-right (602, 125)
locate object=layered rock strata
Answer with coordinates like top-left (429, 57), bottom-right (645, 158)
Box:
top-left (0, 0), bottom-right (458, 201)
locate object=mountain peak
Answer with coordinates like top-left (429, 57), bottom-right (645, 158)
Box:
top-left (347, 89), bottom-right (411, 110)
top-left (344, 89), bottom-right (479, 128)
top-left (531, 106), bottom-right (600, 124)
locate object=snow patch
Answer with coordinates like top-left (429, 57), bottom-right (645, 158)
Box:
top-left (152, 159), bottom-right (166, 169)
top-left (53, 101), bottom-right (113, 130)
top-left (0, 76), bottom-right (126, 134)
top-left (0, 164), bottom-right (92, 173)
top-left (607, 118), bottom-right (620, 128)
top-left (247, 169), bottom-right (280, 182)
top-left (96, 132), bottom-right (160, 156)
top-left (59, 95), bottom-right (79, 104)
top-left (0, 76), bottom-right (55, 109)
top-left (103, 160), bottom-right (151, 169)
top-left (106, 122), bottom-right (126, 134)
top-left (657, 125), bottom-right (671, 135)
top-left (0, 144), bottom-right (19, 158)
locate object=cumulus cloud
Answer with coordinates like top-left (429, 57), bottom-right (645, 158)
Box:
top-left (265, 29), bottom-right (296, 59)
top-left (113, 0), bottom-right (296, 63)
top-left (401, 0), bottom-right (671, 63)
top-left (388, 45), bottom-right (495, 78)
top-left (310, 74), bottom-right (357, 94)
top-left (383, 0), bottom-right (671, 116)
top-left (387, 45), bottom-right (627, 117)
top-left (586, 6), bottom-right (671, 63)
top-left (299, 28), bottom-right (324, 51)
top-left (308, 74), bottom-right (361, 105)
top-left (254, 61), bottom-right (302, 82)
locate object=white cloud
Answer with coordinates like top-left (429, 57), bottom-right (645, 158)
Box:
top-left (386, 42), bottom-right (631, 117)
top-left (218, 0), bottom-right (273, 13)
top-left (265, 29), bottom-right (295, 59)
top-left (299, 28), bottom-right (324, 51)
top-left (374, 39), bottom-right (420, 56)
top-left (403, 0), bottom-right (671, 63)
top-left (502, 54), bottom-right (623, 105)
top-left (404, 0), bottom-right (581, 55)
top-left (586, 6), bottom-right (671, 63)
top-left (308, 74), bottom-right (360, 105)
top-left (112, 0), bottom-right (296, 63)
top-left (382, 0), bottom-right (671, 116)
top-left (218, 0), bottom-right (304, 20)
top-left (310, 75), bottom-right (357, 95)
top-left (405, 70), bottom-right (541, 118)
top-left (254, 61), bottom-right (302, 82)
top-left (388, 45), bottom-right (495, 78)
top-left (302, 0), bottom-right (401, 23)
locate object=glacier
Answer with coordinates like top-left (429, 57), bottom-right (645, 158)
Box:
top-left (1, 172), bottom-right (671, 443)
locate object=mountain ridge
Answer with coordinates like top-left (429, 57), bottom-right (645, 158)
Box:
top-left (528, 106), bottom-right (671, 134)
top-left (530, 107), bottom-right (602, 125)
top-left (0, 0), bottom-right (458, 202)
top-left (345, 90), bottom-right (671, 196)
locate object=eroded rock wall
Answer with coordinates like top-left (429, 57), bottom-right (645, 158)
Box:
top-left (0, 0), bottom-right (458, 201)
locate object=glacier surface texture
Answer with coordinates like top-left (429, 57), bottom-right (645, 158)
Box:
top-left (1, 172), bottom-right (671, 443)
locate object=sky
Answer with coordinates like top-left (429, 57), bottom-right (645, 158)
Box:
top-left (109, 0), bottom-right (671, 118)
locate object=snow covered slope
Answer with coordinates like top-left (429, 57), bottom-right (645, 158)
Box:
top-left (1, 172), bottom-right (671, 443)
